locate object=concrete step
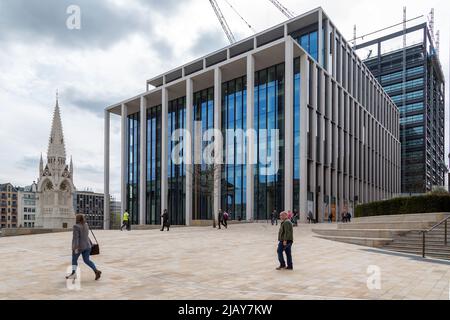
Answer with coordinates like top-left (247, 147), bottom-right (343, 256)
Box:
top-left (315, 235), bottom-right (393, 248)
top-left (389, 238), bottom-right (450, 245)
top-left (383, 247), bottom-right (450, 260)
top-left (384, 243), bottom-right (450, 251)
top-left (354, 213), bottom-right (449, 223)
top-left (313, 228), bottom-right (411, 239)
top-left (337, 221), bottom-right (434, 230)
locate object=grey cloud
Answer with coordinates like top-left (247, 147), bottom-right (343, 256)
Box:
top-left (16, 156), bottom-right (39, 171)
top-left (62, 87), bottom-right (114, 117)
top-left (76, 164), bottom-right (103, 177)
top-left (190, 29), bottom-right (228, 56)
top-left (0, 0), bottom-right (186, 49)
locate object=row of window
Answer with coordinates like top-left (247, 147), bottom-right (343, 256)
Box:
top-left (391, 90), bottom-right (424, 104)
top-left (23, 214), bottom-right (35, 220)
top-left (384, 78), bottom-right (424, 94)
top-left (398, 102), bottom-right (424, 114)
top-left (400, 114), bottom-right (424, 126)
top-left (380, 66), bottom-right (424, 84)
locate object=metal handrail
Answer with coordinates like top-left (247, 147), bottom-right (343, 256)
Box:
top-left (421, 215), bottom-right (450, 258)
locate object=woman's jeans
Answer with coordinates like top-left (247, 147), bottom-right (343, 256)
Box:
top-left (72, 248), bottom-right (97, 272)
top-left (277, 241), bottom-right (293, 268)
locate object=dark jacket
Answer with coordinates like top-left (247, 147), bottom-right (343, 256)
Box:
top-left (278, 219), bottom-right (294, 242)
top-left (162, 212), bottom-right (169, 223)
top-left (218, 211), bottom-right (224, 221)
top-left (72, 223), bottom-right (92, 252)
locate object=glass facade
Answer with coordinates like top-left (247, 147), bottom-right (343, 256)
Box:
top-left (253, 63), bottom-right (285, 220)
top-left (127, 112), bottom-right (140, 225)
top-left (192, 87), bottom-right (215, 220)
top-left (168, 97), bottom-right (186, 225)
top-left (146, 106), bottom-right (161, 225)
top-left (297, 31), bottom-right (318, 61)
top-left (221, 76), bottom-right (247, 220)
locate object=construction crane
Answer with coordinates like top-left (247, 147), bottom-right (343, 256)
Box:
top-left (267, 0), bottom-right (295, 19)
top-left (209, 0), bottom-right (236, 44)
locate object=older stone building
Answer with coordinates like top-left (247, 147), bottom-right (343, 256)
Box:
top-left (35, 96), bottom-right (76, 229)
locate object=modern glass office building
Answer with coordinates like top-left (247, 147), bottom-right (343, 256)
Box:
top-left (356, 23), bottom-right (446, 193)
top-left (104, 7), bottom-right (401, 228)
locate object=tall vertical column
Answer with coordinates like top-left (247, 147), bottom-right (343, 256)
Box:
top-left (185, 79), bottom-right (193, 226)
top-left (139, 96), bottom-right (147, 225)
top-left (213, 67), bottom-right (222, 222)
top-left (318, 9), bottom-right (323, 67)
top-left (310, 65), bottom-right (317, 220)
top-left (120, 103), bottom-right (128, 220)
top-left (285, 37), bottom-right (294, 212)
top-left (161, 88), bottom-right (168, 216)
top-left (246, 54), bottom-right (255, 222)
top-left (104, 110), bottom-right (110, 230)
top-left (299, 54), bottom-right (309, 223)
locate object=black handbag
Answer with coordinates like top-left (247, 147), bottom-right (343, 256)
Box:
top-left (89, 229), bottom-right (100, 256)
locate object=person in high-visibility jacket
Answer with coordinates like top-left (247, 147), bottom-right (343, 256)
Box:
top-left (120, 210), bottom-right (130, 231)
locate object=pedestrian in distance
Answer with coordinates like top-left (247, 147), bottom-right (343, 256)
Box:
top-left (292, 209), bottom-right (299, 227)
top-left (161, 209), bottom-right (170, 231)
top-left (218, 209), bottom-right (226, 229)
top-left (223, 211), bottom-right (229, 229)
top-left (66, 214), bottom-right (102, 281)
top-left (346, 212), bottom-right (352, 223)
top-left (276, 211), bottom-right (294, 271)
top-left (271, 209), bottom-right (278, 226)
top-left (307, 211), bottom-right (316, 224)
top-left (120, 210), bottom-right (130, 231)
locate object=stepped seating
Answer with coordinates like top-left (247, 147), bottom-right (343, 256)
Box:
top-left (312, 213), bottom-right (450, 260)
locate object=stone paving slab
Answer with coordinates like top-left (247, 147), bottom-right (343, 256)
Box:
top-left (0, 223), bottom-right (449, 300)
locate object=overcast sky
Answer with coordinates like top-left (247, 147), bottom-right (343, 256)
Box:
top-left (0, 0), bottom-right (448, 200)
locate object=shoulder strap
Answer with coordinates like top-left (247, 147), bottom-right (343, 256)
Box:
top-left (89, 227), bottom-right (98, 244)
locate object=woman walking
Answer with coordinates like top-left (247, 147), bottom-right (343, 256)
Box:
top-left (66, 214), bottom-right (102, 280)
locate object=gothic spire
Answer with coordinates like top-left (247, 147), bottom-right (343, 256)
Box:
top-left (39, 153), bottom-right (44, 176)
top-left (47, 92), bottom-right (66, 160)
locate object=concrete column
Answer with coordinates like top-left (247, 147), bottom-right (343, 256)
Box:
top-left (185, 78), bottom-right (193, 226)
top-left (161, 88), bottom-right (168, 215)
top-left (213, 67), bottom-right (222, 222)
top-left (120, 103), bottom-right (128, 219)
top-left (103, 110), bottom-right (110, 230)
top-left (139, 96), bottom-right (147, 225)
top-left (246, 54), bottom-right (255, 222)
top-left (284, 37), bottom-right (294, 212)
top-left (310, 65), bottom-right (317, 221)
top-left (318, 9), bottom-right (323, 67)
top-left (299, 54), bottom-right (309, 223)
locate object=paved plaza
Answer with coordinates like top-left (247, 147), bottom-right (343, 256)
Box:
top-left (0, 223), bottom-right (449, 300)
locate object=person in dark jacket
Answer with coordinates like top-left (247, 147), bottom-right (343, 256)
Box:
top-left (66, 214), bottom-right (101, 280)
top-left (218, 209), bottom-right (226, 229)
top-left (292, 209), bottom-right (299, 227)
top-left (161, 209), bottom-right (170, 231)
top-left (276, 211), bottom-right (294, 270)
top-left (270, 209), bottom-right (278, 226)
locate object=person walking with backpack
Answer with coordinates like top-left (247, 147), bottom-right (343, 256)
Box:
top-left (161, 209), bottom-right (170, 231)
top-left (66, 214), bottom-right (102, 281)
top-left (217, 209), bottom-right (226, 229)
top-left (276, 211), bottom-right (294, 271)
top-left (120, 210), bottom-right (130, 231)
top-left (222, 211), bottom-right (229, 229)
